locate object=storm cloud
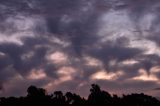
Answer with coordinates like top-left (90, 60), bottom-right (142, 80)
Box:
top-left (0, 0), bottom-right (160, 97)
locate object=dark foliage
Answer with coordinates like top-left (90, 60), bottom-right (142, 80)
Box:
top-left (0, 84), bottom-right (160, 106)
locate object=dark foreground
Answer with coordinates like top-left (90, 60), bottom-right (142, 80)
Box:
top-left (0, 84), bottom-right (160, 106)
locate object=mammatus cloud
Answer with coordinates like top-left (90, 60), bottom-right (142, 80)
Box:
top-left (131, 66), bottom-right (160, 82)
top-left (0, 0), bottom-right (160, 97)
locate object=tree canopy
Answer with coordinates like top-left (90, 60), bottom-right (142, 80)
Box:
top-left (0, 84), bottom-right (159, 106)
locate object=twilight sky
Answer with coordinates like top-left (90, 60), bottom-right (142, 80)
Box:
top-left (0, 0), bottom-right (160, 97)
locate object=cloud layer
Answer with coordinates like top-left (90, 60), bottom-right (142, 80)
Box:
top-left (0, 0), bottom-right (160, 97)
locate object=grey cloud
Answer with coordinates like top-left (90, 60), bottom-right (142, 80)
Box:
top-left (44, 63), bottom-right (58, 78)
top-left (0, 85), bottom-right (2, 91)
top-left (0, 37), bottom-right (50, 83)
top-left (148, 35), bottom-right (160, 46)
top-left (0, 0), bottom-right (160, 97)
top-left (86, 40), bottom-right (143, 67)
top-left (137, 55), bottom-right (160, 71)
top-left (153, 88), bottom-right (160, 91)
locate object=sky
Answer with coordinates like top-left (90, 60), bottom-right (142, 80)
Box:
top-left (0, 0), bottom-right (160, 97)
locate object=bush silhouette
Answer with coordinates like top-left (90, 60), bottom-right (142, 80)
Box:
top-left (0, 84), bottom-right (160, 106)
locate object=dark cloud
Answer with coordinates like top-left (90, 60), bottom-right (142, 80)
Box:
top-left (86, 39), bottom-right (143, 69)
top-left (153, 88), bottom-right (160, 91)
top-left (0, 40), bottom-right (47, 75)
top-left (0, 81), bottom-right (3, 91)
top-left (0, 0), bottom-right (160, 98)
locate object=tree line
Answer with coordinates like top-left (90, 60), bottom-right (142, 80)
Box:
top-left (0, 84), bottom-right (160, 106)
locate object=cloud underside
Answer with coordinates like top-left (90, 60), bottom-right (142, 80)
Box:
top-left (0, 0), bottom-right (160, 97)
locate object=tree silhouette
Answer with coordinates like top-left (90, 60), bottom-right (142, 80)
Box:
top-left (65, 92), bottom-right (74, 104)
top-left (88, 84), bottom-right (113, 106)
top-left (0, 84), bottom-right (160, 106)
